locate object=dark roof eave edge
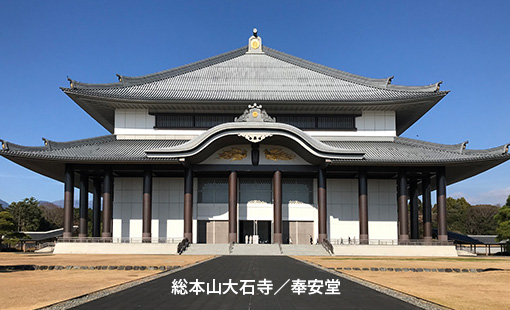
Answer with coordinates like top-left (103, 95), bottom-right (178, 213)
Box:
top-left (60, 88), bottom-right (449, 106)
top-left (0, 153), bottom-right (181, 164)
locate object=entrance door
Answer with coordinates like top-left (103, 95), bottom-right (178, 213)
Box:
top-left (239, 220), bottom-right (254, 243)
top-left (257, 221), bottom-right (271, 244)
top-left (239, 220), bottom-right (272, 244)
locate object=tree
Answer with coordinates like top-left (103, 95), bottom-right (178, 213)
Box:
top-left (0, 211), bottom-right (29, 250)
top-left (39, 202), bottom-right (64, 229)
top-left (494, 194), bottom-right (510, 252)
top-left (433, 197), bottom-right (470, 233)
top-left (464, 205), bottom-right (499, 235)
top-left (0, 211), bottom-right (15, 236)
top-left (7, 197), bottom-right (43, 231)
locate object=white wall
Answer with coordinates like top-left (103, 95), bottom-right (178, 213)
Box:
top-left (113, 177), bottom-right (184, 240)
top-left (327, 179), bottom-right (398, 241)
top-left (328, 179), bottom-right (359, 240)
top-left (355, 111), bottom-right (396, 136)
top-left (113, 109), bottom-right (396, 140)
top-left (367, 179), bottom-right (398, 240)
top-left (115, 109), bottom-right (154, 130)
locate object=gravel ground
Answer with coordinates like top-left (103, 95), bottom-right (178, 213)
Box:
top-left (38, 257), bottom-right (217, 310)
top-left (298, 258), bottom-right (450, 310)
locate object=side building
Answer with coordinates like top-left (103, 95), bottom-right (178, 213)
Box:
top-left (1, 31), bottom-right (509, 246)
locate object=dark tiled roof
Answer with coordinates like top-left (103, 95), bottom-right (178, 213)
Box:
top-left (0, 135), bottom-right (187, 162)
top-left (324, 137), bottom-right (510, 164)
top-left (467, 235), bottom-right (502, 245)
top-left (63, 46), bottom-right (447, 103)
top-left (447, 233), bottom-right (504, 245)
top-left (1, 135), bottom-right (508, 165)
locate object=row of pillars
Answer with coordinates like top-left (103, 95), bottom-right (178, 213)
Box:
top-left (63, 165), bottom-right (113, 239)
top-left (359, 167), bottom-right (448, 244)
top-left (63, 164), bottom-right (448, 244)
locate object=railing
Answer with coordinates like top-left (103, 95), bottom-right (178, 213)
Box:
top-left (177, 238), bottom-right (190, 255)
top-left (57, 237), bottom-right (182, 244)
top-left (321, 239), bottom-right (334, 255)
top-left (330, 239), bottom-right (454, 246)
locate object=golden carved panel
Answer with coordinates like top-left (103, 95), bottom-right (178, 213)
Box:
top-left (264, 148), bottom-right (295, 161)
top-left (218, 148), bottom-right (247, 161)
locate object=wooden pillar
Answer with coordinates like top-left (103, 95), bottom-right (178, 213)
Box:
top-left (142, 166), bottom-right (152, 242)
top-left (273, 170), bottom-right (282, 244)
top-left (228, 171), bottom-right (238, 243)
top-left (79, 173), bottom-right (89, 238)
top-left (409, 179), bottom-right (419, 240)
top-left (422, 174), bottom-right (432, 244)
top-left (92, 178), bottom-right (101, 238)
top-left (63, 164), bottom-right (74, 238)
top-left (318, 168), bottom-right (327, 242)
top-left (436, 167), bottom-right (448, 243)
top-left (102, 167), bottom-right (113, 239)
top-left (358, 169), bottom-right (368, 244)
top-left (183, 167), bottom-right (193, 241)
top-left (397, 168), bottom-right (409, 242)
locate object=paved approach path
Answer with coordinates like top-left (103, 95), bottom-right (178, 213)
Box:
top-left (73, 256), bottom-right (420, 310)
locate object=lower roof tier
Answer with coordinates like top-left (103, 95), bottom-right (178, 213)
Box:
top-left (1, 131), bottom-right (508, 188)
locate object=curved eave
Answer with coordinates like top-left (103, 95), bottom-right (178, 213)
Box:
top-left (145, 122), bottom-right (365, 163)
top-left (0, 135), bottom-right (185, 183)
top-left (1, 134), bottom-right (508, 186)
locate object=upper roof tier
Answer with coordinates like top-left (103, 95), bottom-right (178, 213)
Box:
top-left (62, 31), bottom-right (449, 134)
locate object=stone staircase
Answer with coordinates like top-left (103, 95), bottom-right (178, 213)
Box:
top-left (281, 244), bottom-right (330, 256)
top-left (182, 243), bottom-right (331, 256)
top-left (231, 244), bottom-right (282, 255)
top-left (182, 244), bottom-right (230, 255)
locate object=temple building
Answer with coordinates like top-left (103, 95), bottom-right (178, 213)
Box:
top-left (1, 30), bottom-right (509, 247)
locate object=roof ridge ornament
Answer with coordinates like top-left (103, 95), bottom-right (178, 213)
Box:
top-left (460, 140), bottom-right (469, 153)
top-left (67, 76), bottom-right (74, 89)
top-left (0, 140), bottom-right (8, 151)
top-left (235, 103), bottom-right (275, 123)
top-left (247, 28), bottom-right (263, 53)
top-left (436, 81), bottom-right (443, 91)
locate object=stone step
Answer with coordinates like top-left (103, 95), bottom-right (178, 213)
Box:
top-left (281, 244), bottom-right (330, 256)
top-left (231, 244), bottom-right (282, 256)
top-left (182, 244), bottom-right (230, 255)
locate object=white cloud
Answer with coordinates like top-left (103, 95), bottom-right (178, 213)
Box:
top-left (455, 187), bottom-right (510, 205)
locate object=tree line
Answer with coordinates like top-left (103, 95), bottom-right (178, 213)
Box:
top-left (0, 197), bottom-right (100, 249)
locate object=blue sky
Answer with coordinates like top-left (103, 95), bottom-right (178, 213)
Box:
top-left (0, 1), bottom-right (509, 205)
